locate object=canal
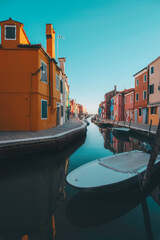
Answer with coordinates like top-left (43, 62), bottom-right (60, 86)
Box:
top-left (1, 119), bottom-right (160, 239)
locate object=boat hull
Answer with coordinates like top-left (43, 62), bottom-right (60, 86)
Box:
top-left (66, 151), bottom-right (160, 191)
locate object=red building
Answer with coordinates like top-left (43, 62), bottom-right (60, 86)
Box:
top-left (113, 92), bottom-right (124, 121)
top-left (133, 67), bottom-right (148, 124)
top-left (124, 88), bottom-right (135, 122)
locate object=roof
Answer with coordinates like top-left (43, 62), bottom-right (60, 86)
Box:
top-left (148, 56), bottom-right (160, 66)
top-left (123, 88), bottom-right (135, 95)
top-left (17, 44), bottom-right (57, 64)
top-left (0, 18), bottom-right (23, 25)
top-left (133, 66), bottom-right (147, 77)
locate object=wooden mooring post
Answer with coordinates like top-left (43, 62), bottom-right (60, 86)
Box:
top-left (143, 119), bottom-right (160, 188)
top-left (148, 120), bottom-right (152, 137)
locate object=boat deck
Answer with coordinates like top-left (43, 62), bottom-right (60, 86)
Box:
top-left (99, 151), bottom-right (154, 173)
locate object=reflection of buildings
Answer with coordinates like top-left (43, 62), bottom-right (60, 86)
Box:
top-left (100, 128), bottom-right (151, 154)
top-left (99, 128), bottom-right (116, 153)
top-left (0, 138), bottom-right (84, 239)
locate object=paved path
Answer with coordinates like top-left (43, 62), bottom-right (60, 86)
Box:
top-left (0, 120), bottom-right (84, 145)
top-left (96, 119), bottom-right (157, 135)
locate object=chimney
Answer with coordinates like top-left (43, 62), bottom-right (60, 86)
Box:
top-left (58, 57), bottom-right (66, 74)
top-left (46, 24), bottom-right (55, 58)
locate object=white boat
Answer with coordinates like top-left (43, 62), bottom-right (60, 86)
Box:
top-left (66, 150), bottom-right (160, 190)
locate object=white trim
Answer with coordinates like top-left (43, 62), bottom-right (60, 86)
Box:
top-left (41, 99), bottom-right (48, 120)
top-left (5, 25), bottom-right (16, 40)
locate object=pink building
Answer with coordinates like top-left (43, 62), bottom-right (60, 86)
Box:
top-left (113, 92), bottom-right (124, 121)
top-left (148, 57), bottom-right (160, 125)
top-left (124, 88), bottom-right (135, 122)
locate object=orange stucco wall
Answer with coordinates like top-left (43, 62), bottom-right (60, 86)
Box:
top-left (0, 19), bottom-right (63, 131)
top-left (148, 107), bottom-right (159, 126)
top-left (0, 47), bottom-right (60, 131)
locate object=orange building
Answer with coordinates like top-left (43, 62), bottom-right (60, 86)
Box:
top-left (0, 18), bottom-right (61, 131)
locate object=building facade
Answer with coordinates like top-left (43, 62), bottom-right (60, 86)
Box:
top-left (0, 18), bottom-right (66, 131)
top-left (113, 92), bottom-right (124, 121)
top-left (124, 88), bottom-right (135, 122)
top-left (148, 57), bottom-right (160, 125)
top-left (134, 67), bottom-right (148, 124)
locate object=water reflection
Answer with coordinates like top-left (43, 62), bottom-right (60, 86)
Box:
top-left (100, 128), bottom-right (152, 154)
top-left (0, 137), bottom-right (85, 239)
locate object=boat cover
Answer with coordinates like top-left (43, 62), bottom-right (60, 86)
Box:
top-left (98, 151), bottom-right (160, 173)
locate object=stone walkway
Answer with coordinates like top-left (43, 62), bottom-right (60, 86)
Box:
top-left (0, 119), bottom-right (84, 143)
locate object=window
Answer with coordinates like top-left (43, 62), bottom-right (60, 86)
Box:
top-left (139, 108), bottom-right (142, 116)
top-left (136, 93), bottom-right (139, 101)
top-left (56, 74), bottom-right (60, 90)
top-left (5, 25), bottom-right (16, 40)
top-left (144, 74), bottom-right (147, 82)
top-left (151, 107), bottom-right (157, 115)
top-left (41, 61), bottom-right (47, 83)
top-left (41, 100), bottom-right (48, 119)
top-left (60, 79), bottom-right (63, 93)
top-left (151, 66), bottom-right (154, 74)
top-left (143, 91), bottom-right (147, 100)
top-left (136, 79), bottom-right (139, 86)
top-left (149, 84), bottom-right (154, 94)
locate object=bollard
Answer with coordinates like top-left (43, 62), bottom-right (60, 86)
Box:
top-left (148, 120), bottom-right (152, 136)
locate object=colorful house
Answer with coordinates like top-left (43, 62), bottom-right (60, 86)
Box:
top-left (0, 18), bottom-right (63, 131)
top-left (113, 92), bottom-right (124, 121)
top-left (110, 97), bottom-right (114, 120)
top-left (148, 57), bottom-right (160, 125)
top-left (58, 57), bottom-right (70, 123)
top-left (124, 88), bottom-right (135, 122)
top-left (134, 67), bottom-right (148, 124)
top-left (104, 86), bottom-right (117, 119)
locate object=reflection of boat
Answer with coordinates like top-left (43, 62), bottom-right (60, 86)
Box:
top-left (112, 127), bottom-right (130, 137)
top-left (112, 130), bottom-right (129, 142)
top-left (66, 150), bottom-right (160, 190)
top-left (66, 186), bottom-right (143, 227)
top-left (95, 121), bottom-right (113, 128)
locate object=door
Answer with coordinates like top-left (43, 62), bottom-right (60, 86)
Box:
top-left (143, 108), bottom-right (147, 124)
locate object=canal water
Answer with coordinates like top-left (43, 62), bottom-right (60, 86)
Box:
top-left (1, 119), bottom-right (160, 239)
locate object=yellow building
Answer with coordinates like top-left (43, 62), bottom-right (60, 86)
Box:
top-left (0, 18), bottom-right (62, 131)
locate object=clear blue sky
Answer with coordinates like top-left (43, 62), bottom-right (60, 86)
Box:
top-left (1, 0), bottom-right (160, 113)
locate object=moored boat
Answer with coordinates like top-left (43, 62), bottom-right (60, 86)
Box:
top-left (66, 150), bottom-right (160, 191)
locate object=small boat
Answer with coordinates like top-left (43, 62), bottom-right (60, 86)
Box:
top-left (66, 150), bottom-right (160, 191)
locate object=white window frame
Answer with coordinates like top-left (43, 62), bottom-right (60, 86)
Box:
top-left (5, 25), bottom-right (16, 40)
top-left (143, 90), bottom-right (147, 100)
top-left (41, 99), bottom-right (48, 120)
top-left (40, 60), bottom-right (48, 84)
